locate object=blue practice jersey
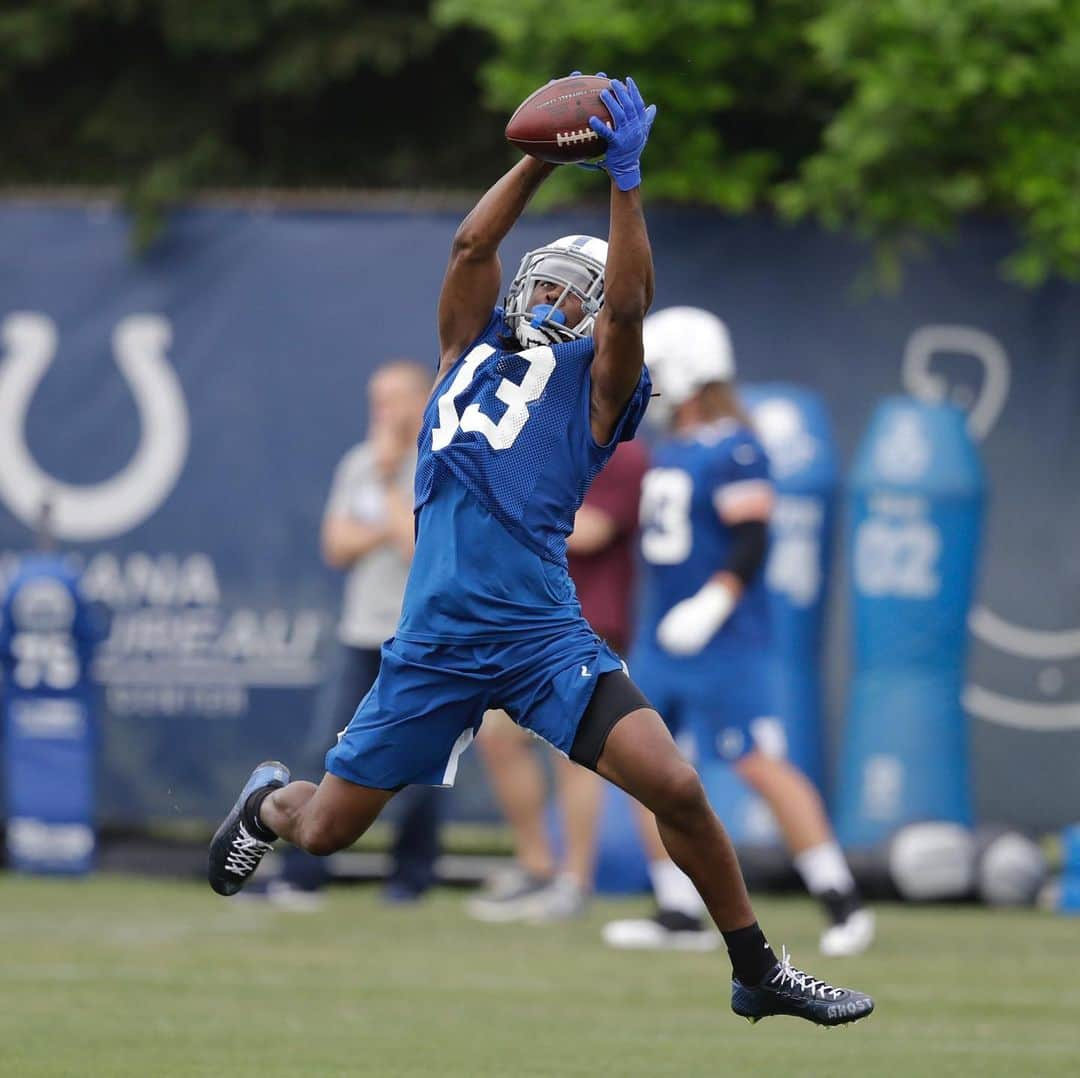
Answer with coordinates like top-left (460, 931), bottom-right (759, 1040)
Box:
top-left (637, 419), bottom-right (772, 653)
top-left (398, 308), bottom-right (651, 643)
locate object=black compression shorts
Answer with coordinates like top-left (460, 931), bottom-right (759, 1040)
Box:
top-left (569, 670), bottom-right (652, 770)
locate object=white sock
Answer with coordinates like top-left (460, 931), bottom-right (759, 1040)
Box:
top-left (648, 859), bottom-right (705, 917)
top-left (793, 840), bottom-right (856, 897)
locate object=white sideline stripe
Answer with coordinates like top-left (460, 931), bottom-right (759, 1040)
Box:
top-left (964, 684), bottom-right (1080, 732)
top-left (441, 727), bottom-right (474, 786)
top-left (969, 605), bottom-right (1080, 660)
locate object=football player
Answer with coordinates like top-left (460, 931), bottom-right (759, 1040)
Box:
top-left (603, 306), bottom-right (875, 957)
top-left (208, 77), bottom-right (872, 1027)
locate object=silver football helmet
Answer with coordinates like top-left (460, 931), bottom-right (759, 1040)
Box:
top-left (504, 235), bottom-right (608, 348)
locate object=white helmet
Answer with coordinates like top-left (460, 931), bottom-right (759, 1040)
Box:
top-left (505, 235), bottom-right (607, 348)
top-left (642, 306), bottom-right (735, 423)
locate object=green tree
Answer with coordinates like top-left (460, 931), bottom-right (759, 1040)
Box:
top-left (3, 0), bottom-right (1078, 282)
top-left (0, 0), bottom-right (500, 245)
top-left (435, 0), bottom-right (1080, 285)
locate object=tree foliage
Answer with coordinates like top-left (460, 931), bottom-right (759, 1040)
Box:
top-left (2, 0), bottom-right (1078, 282)
top-left (436, 0), bottom-right (1080, 285)
top-left (0, 0), bottom-right (501, 244)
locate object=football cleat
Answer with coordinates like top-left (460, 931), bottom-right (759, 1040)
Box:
top-left (602, 908), bottom-right (719, 952)
top-left (465, 867), bottom-right (589, 923)
top-left (208, 761), bottom-right (290, 896)
top-left (731, 947), bottom-right (875, 1027)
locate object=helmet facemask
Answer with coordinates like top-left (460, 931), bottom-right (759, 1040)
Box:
top-left (504, 238), bottom-right (606, 349)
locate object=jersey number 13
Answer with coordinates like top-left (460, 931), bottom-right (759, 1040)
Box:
top-left (431, 343), bottom-right (556, 452)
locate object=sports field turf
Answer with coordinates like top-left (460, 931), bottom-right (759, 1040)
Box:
top-left (1, 874), bottom-right (1076, 1077)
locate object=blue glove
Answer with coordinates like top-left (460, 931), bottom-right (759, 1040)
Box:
top-left (589, 77), bottom-right (656, 191)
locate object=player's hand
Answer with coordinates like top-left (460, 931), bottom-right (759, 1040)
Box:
top-left (656, 581), bottom-right (735, 656)
top-left (588, 77), bottom-right (656, 191)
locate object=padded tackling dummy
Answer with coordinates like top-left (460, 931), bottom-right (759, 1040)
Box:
top-left (1, 554), bottom-right (103, 873)
top-left (835, 398), bottom-right (985, 848)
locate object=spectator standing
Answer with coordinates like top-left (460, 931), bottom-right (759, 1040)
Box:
top-left (268, 358), bottom-right (437, 908)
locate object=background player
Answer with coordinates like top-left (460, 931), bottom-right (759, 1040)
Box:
top-left (603, 306), bottom-right (874, 957)
top-left (208, 76), bottom-right (873, 1027)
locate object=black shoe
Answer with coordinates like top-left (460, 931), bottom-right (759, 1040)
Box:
top-left (208, 761), bottom-right (290, 896)
top-left (731, 947), bottom-right (875, 1027)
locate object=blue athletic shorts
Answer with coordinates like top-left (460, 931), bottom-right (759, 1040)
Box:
top-left (325, 623), bottom-right (625, 789)
top-left (628, 644), bottom-right (782, 764)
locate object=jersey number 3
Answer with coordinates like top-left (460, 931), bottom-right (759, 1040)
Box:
top-left (431, 343), bottom-right (556, 452)
top-left (640, 467), bottom-right (693, 564)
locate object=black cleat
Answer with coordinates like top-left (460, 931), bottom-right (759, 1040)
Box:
top-left (208, 761), bottom-right (290, 896)
top-left (732, 947), bottom-right (875, 1027)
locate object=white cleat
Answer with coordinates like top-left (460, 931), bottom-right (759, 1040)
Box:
top-left (819, 908), bottom-right (876, 957)
top-left (602, 909), bottom-right (720, 952)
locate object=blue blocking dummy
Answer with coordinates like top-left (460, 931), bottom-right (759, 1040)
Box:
top-left (744, 384), bottom-right (839, 790)
top-left (835, 398), bottom-right (985, 847)
top-left (1, 555), bottom-right (103, 873)
top-left (699, 385), bottom-right (840, 847)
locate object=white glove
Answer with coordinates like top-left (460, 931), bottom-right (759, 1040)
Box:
top-left (656, 581), bottom-right (736, 656)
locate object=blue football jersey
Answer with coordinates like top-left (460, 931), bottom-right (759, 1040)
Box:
top-left (637, 419), bottom-right (772, 653)
top-left (398, 308), bottom-right (651, 643)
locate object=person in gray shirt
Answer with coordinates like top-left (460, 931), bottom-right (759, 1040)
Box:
top-left (272, 358), bottom-right (437, 908)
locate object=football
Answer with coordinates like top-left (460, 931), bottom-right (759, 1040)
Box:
top-left (505, 75), bottom-right (612, 164)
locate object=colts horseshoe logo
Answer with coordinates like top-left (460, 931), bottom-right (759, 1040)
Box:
top-left (0, 312), bottom-right (189, 541)
top-left (901, 325), bottom-right (1080, 732)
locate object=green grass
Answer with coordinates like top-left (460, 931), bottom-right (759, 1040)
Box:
top-left (1, 875), bottom-right (1076, 1077)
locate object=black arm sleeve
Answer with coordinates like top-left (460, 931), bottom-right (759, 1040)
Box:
top-left (725, 520), bottom-right (769, 586)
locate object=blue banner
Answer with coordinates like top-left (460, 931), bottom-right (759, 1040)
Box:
top-left (0, 203), bottom-right (1078, 832)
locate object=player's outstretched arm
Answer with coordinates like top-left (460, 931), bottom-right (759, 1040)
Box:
top-left (437, 156), bottom-right (557, 375)
top-left (590, 78), bottom-right (657, 445)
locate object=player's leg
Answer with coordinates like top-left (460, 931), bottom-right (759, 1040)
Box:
top-left (469, 712), bottom-right (596, 922)
top-left (260, 772), bottom-right (395, 854)
top-left (210, 637), bottom-right (482, 898)
top-left (602, 800), bottom-right (717, 950)
top-left (552, 751), bottom-right (601, 892)
top-left (508, 631), bottom-right (873, 1025)
top-left (600, 652), bottom-right (714, 949)
top-left (590, 695), bottom-right (874, 1027)
top-left (735, 749), bottom-right (874, 956)
top-left (270, 644), bottom-right (383, 907)
top-left (467, 710), bottom-right (564, 921)
top-left (208, 763), bottom-right (395, 897)
top-left (596, 707), bottom-right (759, 938)
top-left (477, 710), bottom-right (556, 879)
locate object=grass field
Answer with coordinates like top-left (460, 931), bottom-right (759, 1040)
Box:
top-left (1, 874), bottom-right (1077, 1077)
